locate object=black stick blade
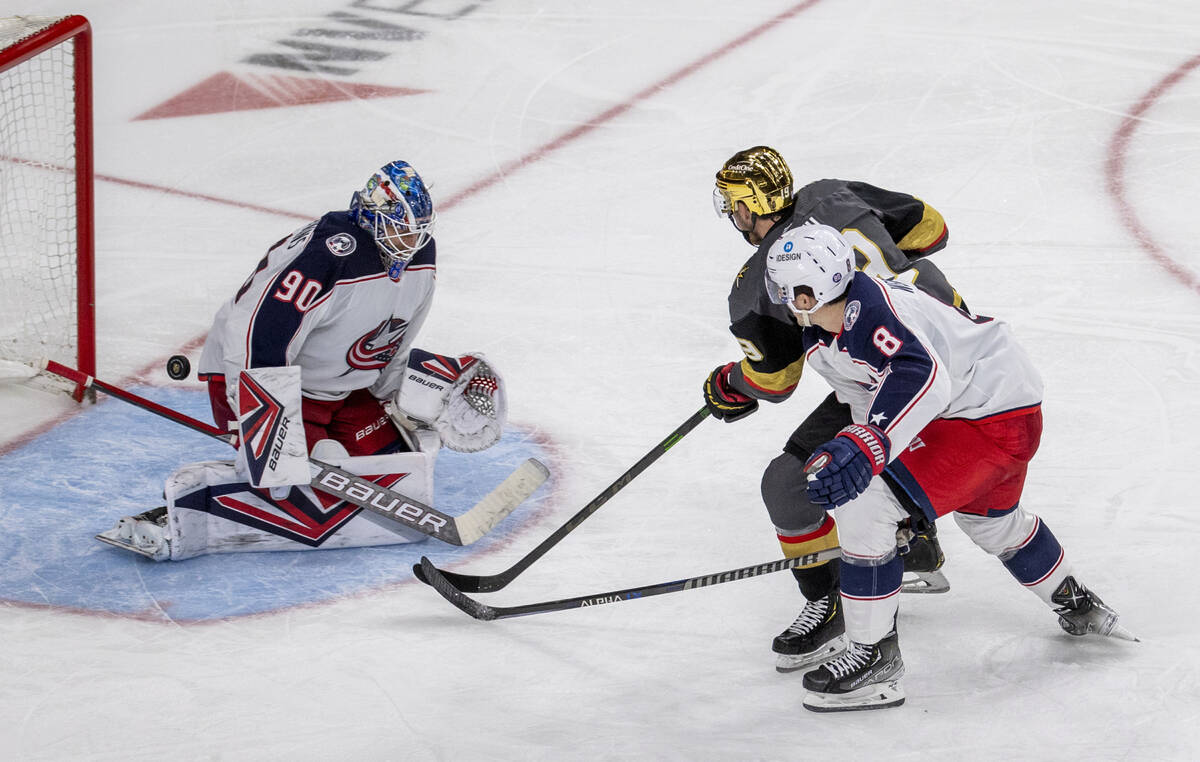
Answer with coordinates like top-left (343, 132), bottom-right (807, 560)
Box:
top-left (412, 562), bottom-right (429, 585)
top-left (419, 557), bottom-right (498, 621)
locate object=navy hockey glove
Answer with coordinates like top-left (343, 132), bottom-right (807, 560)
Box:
top-left (805, 424), bottom-right (891, 507)
top-left (704, 362), bottom-right (759, 422)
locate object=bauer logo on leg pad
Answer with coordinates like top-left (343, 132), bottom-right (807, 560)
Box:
top-left (175, 470), bottom-right (413, 550)
top-left (237, 366), bottom-right (309, 488)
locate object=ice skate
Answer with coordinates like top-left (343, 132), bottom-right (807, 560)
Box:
top-left (1051, 576), bottom-right (1138, 642)
top-left (95, 506), bottom-right (171, 561)
top-left (773, 593), bottom-right (846, 673)
top-left (801, 630), bottom-right (905, 712)
top-left (898, 521), bottom-right (950, 594)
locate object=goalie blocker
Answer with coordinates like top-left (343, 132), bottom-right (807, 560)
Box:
top-left (98, 350), bottom-right (515, 561)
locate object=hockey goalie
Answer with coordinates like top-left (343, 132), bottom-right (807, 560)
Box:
top-left (97, 161), bottom-right (508, 561)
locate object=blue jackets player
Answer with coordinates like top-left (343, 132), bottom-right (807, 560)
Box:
top-left (761, 224), bottom-right (1135, 712)
top-left (197, 161), bottom-right (439, 455)
top-left (705, 146), bottom-right (958, 673)
top-left (97, 162), bottom-right (509, 561)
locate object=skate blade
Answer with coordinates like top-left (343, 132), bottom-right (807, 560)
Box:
top-left (1061, 610), bottom-right (1140, 643)
top-left (802, 680), bottom-right (906, 712)
top-left (775, 635), bottom-right (847, 674)
top-left (1100, 617), bottom-right (1140, 643)
top-left (901, 569), bottom-right (950, 594)
top-left (95, 530), bottom-right (162, 561)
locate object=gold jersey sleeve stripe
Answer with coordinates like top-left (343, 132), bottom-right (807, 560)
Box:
top-left (740, 356), bottom-right (804, 396)
top-left (895, 203), bottom-right (947, 254)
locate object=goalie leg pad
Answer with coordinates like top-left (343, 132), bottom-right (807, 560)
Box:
top-left (235, 366), bottom-right (309, 488)
top-left (154, 448), bottom-right (436, 560)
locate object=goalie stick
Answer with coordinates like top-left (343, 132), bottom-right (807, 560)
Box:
top-left (414, 406), bottom-right (710, 590)
top-left (36, 359), bottom-right (548, 546)
top-left (418, 547), bottom-right (844, 621)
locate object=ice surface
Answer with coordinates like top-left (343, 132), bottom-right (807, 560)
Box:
top-left (3, 1), bottom-right (1199, 759)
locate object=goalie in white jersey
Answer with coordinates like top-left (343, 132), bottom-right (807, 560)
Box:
top-left (760, 224), bottom-right (1136, 712)
top-left (98, 161), bottom-right (510, 561)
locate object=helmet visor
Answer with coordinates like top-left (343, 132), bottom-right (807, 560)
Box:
top-left (712, 186), bottom-right (733, 217)
top-left (764, 271), bottom-right (795, 306)
top-left (713, 182), bottom-right (757, 218)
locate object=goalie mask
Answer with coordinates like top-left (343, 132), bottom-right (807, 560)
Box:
top-left (350, 161), bottom-right (436, 281)
top-left (765, 224), bottom-right (855, 326)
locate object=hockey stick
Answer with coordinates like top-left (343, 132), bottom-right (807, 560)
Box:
top-left (37, 359), bottom-right (548, 545)
top-left (40, 359), bottom-right (233, 439)
top-left (418, 547), bottom-right (843, 621)
top-left (414, 406), bottom-right (711, 590)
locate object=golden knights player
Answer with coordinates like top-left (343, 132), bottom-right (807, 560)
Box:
top-left (704, 146), bottom-right (959, 673)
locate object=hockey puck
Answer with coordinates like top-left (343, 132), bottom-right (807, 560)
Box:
top-left (166, 355), bottom-right (191, 380)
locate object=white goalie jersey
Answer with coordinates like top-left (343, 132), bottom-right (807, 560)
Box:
top-left (197, 211), bottom-right (436, 404)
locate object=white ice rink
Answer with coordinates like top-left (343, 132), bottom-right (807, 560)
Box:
top-left (3, 1), bottom-right (1200, 759)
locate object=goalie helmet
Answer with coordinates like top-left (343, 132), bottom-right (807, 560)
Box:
top-left (764, 224), bottom-right (854, 325)
top-left (713, 145), bottom-right (794, 218)
top-left (350, 161), bottom-right (436, 280)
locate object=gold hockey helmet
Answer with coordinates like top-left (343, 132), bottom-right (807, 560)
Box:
top-left (713, 146), bottom-right (794, 218)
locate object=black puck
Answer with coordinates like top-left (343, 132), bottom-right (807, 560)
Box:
top-left (166, 355), bottom-right (191, 380)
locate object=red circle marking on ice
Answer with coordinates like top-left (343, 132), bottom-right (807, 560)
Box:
top-left (1104, 52), bottom-right (1200, 296)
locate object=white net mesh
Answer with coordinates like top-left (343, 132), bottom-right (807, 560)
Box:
top-left (0, 16), bottom-right (81, 381)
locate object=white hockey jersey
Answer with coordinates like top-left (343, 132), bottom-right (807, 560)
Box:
top-left (198, 211), bottom-right (435, 403)
top-left (801, 274), bottom-right (1043, 459)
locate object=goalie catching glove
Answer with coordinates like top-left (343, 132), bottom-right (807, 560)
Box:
top-left (388, 348), bottom-right (507, 453)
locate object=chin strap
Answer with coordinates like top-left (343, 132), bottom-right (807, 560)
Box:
top-left (727, 213), bottom-right (759, 245)
top-left (728, 207), bottom-right (793, 246)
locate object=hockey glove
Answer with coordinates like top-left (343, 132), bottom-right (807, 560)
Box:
top-left (805, 424), bottom-right (891, 508)
top-left (704, 362), bottom-right (758, 422)
top-left (437, 357), bottom-right (507, 453)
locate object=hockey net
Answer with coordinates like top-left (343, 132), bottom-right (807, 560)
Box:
top-left (0, 15), bottom-right (94, 398)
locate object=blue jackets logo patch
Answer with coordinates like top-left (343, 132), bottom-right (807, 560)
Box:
top-left (325, 232), bottom-right (357, 256)
top-left (346, 316), bottom-right (408, 370)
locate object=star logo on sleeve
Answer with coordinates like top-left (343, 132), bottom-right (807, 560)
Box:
top-left (869, 411), bottom-right (889, 426)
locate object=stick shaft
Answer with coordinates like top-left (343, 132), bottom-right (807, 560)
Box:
top-left (44, 359), bottom-right (231, 441)
top-left (420, 547), bottom-right (843, 621)
top-left (420, 406), bottom-right (710, 592)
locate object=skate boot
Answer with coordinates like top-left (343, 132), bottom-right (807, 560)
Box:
top-left (1051, 576), bottom-right (1138, 642)
top-left (95, 506), bottom-right (171, 561)
top-left (801, 629), bottom-right (906, 712)
top-left (772, 593), bottom-right (846, 673)
top-left (898, 519), bottom-right (949, 594)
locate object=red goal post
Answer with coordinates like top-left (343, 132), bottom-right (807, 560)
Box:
top-left (0, 15), bottom-right (95, 400)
